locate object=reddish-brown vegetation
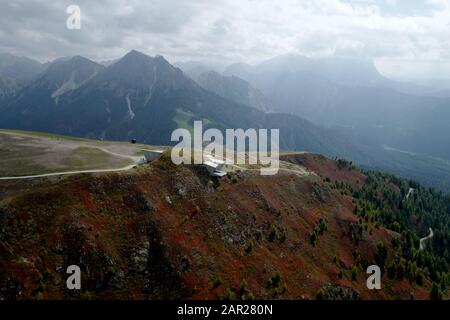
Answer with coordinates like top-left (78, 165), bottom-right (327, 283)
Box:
top-left (0, 154), bottom-right (430, 300)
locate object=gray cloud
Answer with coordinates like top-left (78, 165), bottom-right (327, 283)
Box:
top-left (0, 0), bottom-right (449, 81)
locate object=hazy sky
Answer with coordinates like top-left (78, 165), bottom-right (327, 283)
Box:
top-left (1, 0), bottom-right (450, 82)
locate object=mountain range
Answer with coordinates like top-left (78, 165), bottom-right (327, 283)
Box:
top-left (1, 50), bottom-right (450, 191)
top-left (0, 50), bottom-right (366, 153)
top-left (222, 54), bottom-right (450, 161)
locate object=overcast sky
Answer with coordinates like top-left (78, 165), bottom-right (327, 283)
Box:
top-left (1, 0), bottom-right (450, 82)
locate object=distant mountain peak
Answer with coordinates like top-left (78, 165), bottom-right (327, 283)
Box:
top-left (123, 49), bottom-right (148, 59)
top-left (15, 55), bottom-right (104, 105)
top-left (120, 50), bottom-right (169, 63)
top-left (69, 55), bottom-right (95, 63)
top-left (115, 50), bottom-right (172, 70)
top-left (47, 55), bottom-right (101, 70)
top-left (39, 55), bottom-right (102, 81)
top-left (0, 53), bottom-right (43, 82)
top-left (93, 50), bottom-right (185, 93)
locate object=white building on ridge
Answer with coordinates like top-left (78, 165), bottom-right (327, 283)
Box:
top-left (143, 150), bottom-right (164, 163)
top-left (203, 155), bottom-right (227, 177)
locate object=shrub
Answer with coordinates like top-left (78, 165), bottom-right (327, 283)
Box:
top-left (316, 288), bottom-right (325, 300)
top-left (430, 283), bottom-right (443, 300)
top-left (351, 266), bottom-right (357, 281)
top-left (244, 241), bottom-right (253, 253)
top-left (310, 232), bottom-right (317, 246)
top-left (180, 256), bottom-right (192, 272)
top-left (224, 288), bottom-right (236, 300)
top-left (267, 271), bottom-right (281, 288)
top-left (268, 226), bottom-right (277, 242)
top-left (83, 291), bottom-right (93, 300)
top-left (212, 276), bottom-right (223, 289)
top-left (375, 242), bottom-right (388, 270)
top-left (239, 280), bottom-right (248, 295)
top-left (416, 272), bottom-right (424, 286)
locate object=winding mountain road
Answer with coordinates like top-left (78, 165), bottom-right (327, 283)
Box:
top-left (419, 228), bottom-right (434, 251)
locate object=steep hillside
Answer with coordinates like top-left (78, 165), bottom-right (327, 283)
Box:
top-left (1, 152), bottom-right (446, 300)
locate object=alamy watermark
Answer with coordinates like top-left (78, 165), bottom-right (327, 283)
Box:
top-left (366, 265), bottom-right (381, 290)
top-left (66, 265), bottom-right (81, 290)
top-left (170, 121), bottom-right (279, 175)
top-left (66, 5), bottom-right (81, 30)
